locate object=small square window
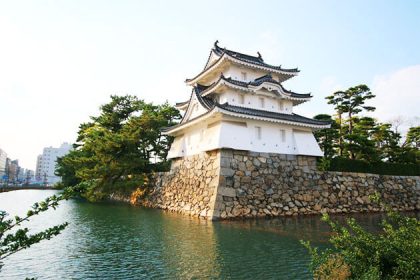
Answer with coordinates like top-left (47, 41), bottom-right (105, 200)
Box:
top-left (255, 126), bottom-right (262, 140)
top-left (259, 97), bottom-right (265, 108)
top-left (239, 94), bottom-right (245, 104)
top-left (278, 101), bottom-right (284, 111)
top-left (280, 129), bottom-right (286, 142)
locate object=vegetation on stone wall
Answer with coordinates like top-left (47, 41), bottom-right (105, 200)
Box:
top-left (327, 158), bottom-right (420, 176)
top-left (55, 95), bottom-right (181, 201)
top-left (302, 196), bottom-right (420, 280)
top-left (315, 84), bottom-right (420, 173)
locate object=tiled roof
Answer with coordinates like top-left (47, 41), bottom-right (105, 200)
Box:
top-left (194, 87), bottom-right (214, 109)
top-left (222, 74), bottom-right (311, 99)
top-left (213, 41), bottom-right (299, 73)
top-left (216, 103), bottom-right (329, 126)
top-left (169, 88), bottom-right (329, 131)
top-left (175, 100), bottom-right (189, 107)
top-left (186, 41), bottom-right (299, 84)
top-left (193, 74), bottom-right (311, 99)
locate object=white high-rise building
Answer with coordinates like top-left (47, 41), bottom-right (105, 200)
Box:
top-left (35, 143), bottom-right (72, 185)
top-left (0, 148), bottom-right (7, 179)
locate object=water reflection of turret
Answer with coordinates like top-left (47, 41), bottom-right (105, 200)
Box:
top-left (159, 212), bottom-right (222, 279)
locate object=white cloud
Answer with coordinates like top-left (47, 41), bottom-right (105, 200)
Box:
top-left (370, 65), bottom-right (420, 129)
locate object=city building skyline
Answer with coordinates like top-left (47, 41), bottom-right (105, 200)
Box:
top-left (1, 147), bottom-right (36, 185)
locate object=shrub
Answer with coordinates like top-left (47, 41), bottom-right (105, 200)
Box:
top-left (302, 200), bottom-right (420, 279)
top-left (326, 158), bottom-right (420, 176)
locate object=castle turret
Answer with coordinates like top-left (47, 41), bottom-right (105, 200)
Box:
top-left (165, 41), bottom-right (329, 159)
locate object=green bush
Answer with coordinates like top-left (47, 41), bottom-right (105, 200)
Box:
top-left (326, 158), bottom-right (420, 176)
top-left (302, 205), bottom-right (420, 279)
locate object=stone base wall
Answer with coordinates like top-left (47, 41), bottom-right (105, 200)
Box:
top-left (144, 149), bottom-right (420, 220)
top-left (144, 150), bottom-right (220, 218)
top-left (214, 150), bottom-right (419, 219)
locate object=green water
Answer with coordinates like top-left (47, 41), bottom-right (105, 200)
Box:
top-left (0, 190), bottom-right (393, 279)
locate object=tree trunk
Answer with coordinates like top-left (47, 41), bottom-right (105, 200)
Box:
top-left (338, 112), bottom-right (343, 156)
top-left (348, 110), bottom-right (355, 159)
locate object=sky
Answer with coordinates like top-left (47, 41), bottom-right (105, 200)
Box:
top-left (0, 0), bottom-right (419, 170)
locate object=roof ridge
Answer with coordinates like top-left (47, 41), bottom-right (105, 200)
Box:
top-left (214, 40), bottom-right (264, 63)
top-left (186, 42), bottom-right (299, 84)
top-left (213, 41), bottom-right (299, 73)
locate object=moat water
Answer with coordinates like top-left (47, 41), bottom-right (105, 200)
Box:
top-left (0, 190), bottom-right (405, 279)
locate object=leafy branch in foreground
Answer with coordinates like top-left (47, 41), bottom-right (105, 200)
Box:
top-left (0, 188), bottom-right (75, 260)
top-left (302, 195), bottom-right (420, 280)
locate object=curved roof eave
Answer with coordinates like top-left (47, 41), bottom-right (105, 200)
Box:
top-left (185, 53), bottom-right (227, 85)
top-left (219, 110), bottom-right (330, 129)
top-left (198, 75), bottom-right (311, 102)
top-left (212, 41), bottom-right (300, 73)
top-left (214, 104), bottom-right (331, 129)
top-left (164, 101), bottom-right (330, 134)
top-left (175, 101), bottom-right (189, 110)
top-left (186, 53), bottom-right (299, 86)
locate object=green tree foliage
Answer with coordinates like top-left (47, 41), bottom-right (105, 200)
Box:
top-left (397, 126), bottom-right (420, 163)
top-left (302, 200), bottom-right (420, 279)
top-left (404, 126), bottom-right (420, 149)
top-left (346, 117), bottom-right (380, 162)
top-left (313, 114), bottom-right (339, 158)
top-left (371, 122), bottom-right (403, 162)
top-left (326, 85), bottom-right (376, 159)
top-left (0, 189), bottom-right (74, 261)
top-left (55, 95), bottom-right (181, 200)
top-left (55, 149), bottom-right (85, 187)
top-left (325, 91), bottom-right (347, 156)
top-left (317, 85), bottom-right (419, 167)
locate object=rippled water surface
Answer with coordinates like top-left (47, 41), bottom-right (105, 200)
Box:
top-left (0, 190), bottom-right (395, 279)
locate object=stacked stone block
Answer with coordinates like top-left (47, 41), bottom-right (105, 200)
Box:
top-left (144, 149), bottom-right (420, 220)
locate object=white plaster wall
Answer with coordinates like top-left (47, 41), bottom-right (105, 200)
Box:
top-left (167, 137), bottom-right (186, 159)
top-left (217, 90), bottom-right (293, 114)
top-left (185, 94), bottom-right (208, 121)
top-left (168, 119), bottom-right (322, 159)
top-left (218, 121), bottom-right (251, 151)
top-left (293, 130), bottom-right (324, 156)
top-left (201, 60), bottom-right (295, 86)
top-left (224, 65), bottom-right (270, 82)
top-left (168, 122), bottom-right (221, 159)
top-left (282, 100), bottom-right (293, 113)
top-left (242, 120), bottom-right (295, 154)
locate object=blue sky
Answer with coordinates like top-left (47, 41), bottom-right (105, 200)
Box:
top-left (1, 0), bottom-right (419, 169)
